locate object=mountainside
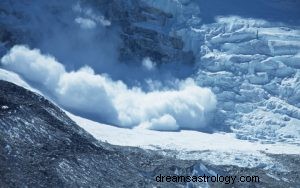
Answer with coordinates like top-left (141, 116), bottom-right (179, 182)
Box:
top-left (1, 80), bottom-right (300, 187)
top-left (0, 80), bottom-right (142, 187)
top-left (0, 80), bottom-right (194, 187)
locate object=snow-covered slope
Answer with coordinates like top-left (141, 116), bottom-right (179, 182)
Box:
top-left (70, 112), bottom-right (299, 169)
top-left (0, 69), bottom-right (32, 90)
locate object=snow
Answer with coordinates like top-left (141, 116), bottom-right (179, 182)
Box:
top-left (0, 68), bottom-right (39, 93)
top-left (1, 105), bottom-right (9, 110)
top-left (177, 15), bottom-right (300, 144)
top-left (69, 112), bottom-right (300, 168)
top-left (75, 17), bottom-right (97, 29)
top-left (142, 57), bottom-right (156, 71)
top-left (1, 46), bottom-right (217, 131)
top-left (266, 173), bottom-right (281, 181)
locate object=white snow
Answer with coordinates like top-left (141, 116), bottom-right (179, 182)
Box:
top-left (1, 45), bottom-right (217, 131)
top-left (1, 105), bottom-right (9, 110)
top-left (179, 15), bottom-right (300, 144)
top-left (0, 68), bottom-right (39, 93)
top-left (142, 57), bottom-right (156, 71)
top-left (69, 112), bottom-right (300, 168)
top-left (73, 2), bottom-right (111, 27)
top-left (75, 17), bottom-right (97, 29)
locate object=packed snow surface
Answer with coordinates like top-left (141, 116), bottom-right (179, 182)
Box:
top-left (70, 113), bottom-right (300, 169)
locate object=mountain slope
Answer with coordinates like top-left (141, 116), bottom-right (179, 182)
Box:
top-left (0, 80), bottom-right (136, 187)
top-left (0, 80), bottom-right (177, 187)
top-left (1, 80), bottom-right (300, 187)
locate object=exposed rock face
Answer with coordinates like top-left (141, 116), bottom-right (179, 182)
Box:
top-left (85, 0), bottom-right (195, 64)
top-left (0, 0), bottom-right (195, 65)
top-left (0, 80), bottom-right (136, 187)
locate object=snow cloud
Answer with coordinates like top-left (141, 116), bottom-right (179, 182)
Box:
top-left (142, 57), bottom-right (156, 71)
top-left (73, 3), bottom-right (111, 28)
top-left (1, 46), bottom-right (65, 89)
top-left (1, 45), bottom-right (217, 131)
top-left (75, 17), bottom-right (97, 29)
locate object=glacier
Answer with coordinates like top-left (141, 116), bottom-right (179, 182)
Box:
top-left (132, 0), bottom-right (300, 144)
top-left (187, 17), bottom-right (300, 144)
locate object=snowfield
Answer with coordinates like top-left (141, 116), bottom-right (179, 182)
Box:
top-left (69, 112), bottom-right (300, 169)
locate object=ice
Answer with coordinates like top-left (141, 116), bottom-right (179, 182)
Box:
top-left (269, 40), bottom-right (300, 56)
top-left (247, 72), bottom-right (269, 85)
top-left (175, 15), bottom-right (300, 144)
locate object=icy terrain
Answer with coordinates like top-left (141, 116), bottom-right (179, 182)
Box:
top-left (135, 0), bottom-right (300, 144)
top-left (69, 112), bottom-right (299, 169)
top-left (183, 17), bottom-right (300, 144)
